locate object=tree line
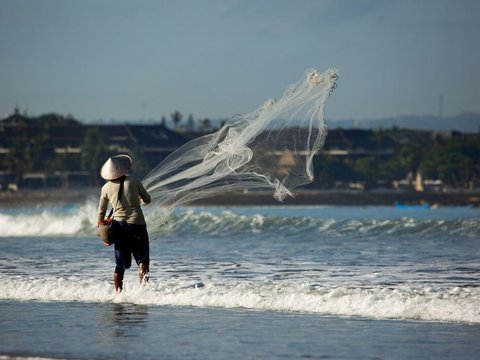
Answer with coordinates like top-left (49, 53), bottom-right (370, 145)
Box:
top-left (313, 128), bottom-right (480, 190)
top-left (2, 112), bottom-right (479, 190)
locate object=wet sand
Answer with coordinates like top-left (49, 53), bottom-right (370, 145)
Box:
top-left (2, 301), bottom-right (479, 360)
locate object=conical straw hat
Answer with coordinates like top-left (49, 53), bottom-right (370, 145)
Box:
top-left (100, 154), bottom-right (132, 180)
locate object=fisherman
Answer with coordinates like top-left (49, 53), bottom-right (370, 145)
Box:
top-left (97, 154), bottom-right (151, 293)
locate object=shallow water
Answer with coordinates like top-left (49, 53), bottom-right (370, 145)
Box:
top-left (0, 204), bottom-right (479, 358)
top-left (1, 301), bottom-right (479, 360)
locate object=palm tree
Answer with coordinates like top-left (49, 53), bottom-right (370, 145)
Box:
top-left (201, 118), bottom-right (211, 132)
top-left (171, 111), bottom-right (183, 130)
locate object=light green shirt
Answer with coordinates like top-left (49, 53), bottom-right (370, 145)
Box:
top-left (98, 176), bottom-right (151, 225)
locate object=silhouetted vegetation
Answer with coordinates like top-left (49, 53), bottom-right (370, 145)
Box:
top-left (313, 128), bottom-right (480, 189)
top-left (1, 111), bottom-right (479, 190)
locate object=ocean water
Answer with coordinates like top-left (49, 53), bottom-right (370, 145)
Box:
top-left (0, 201), bottom-right (479, 359)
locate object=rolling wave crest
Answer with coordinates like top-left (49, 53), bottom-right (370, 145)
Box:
top-left (0, 201), bottom-right (478, 239)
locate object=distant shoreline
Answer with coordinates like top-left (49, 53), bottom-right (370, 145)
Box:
top-left (0, 188), bottom-right (478, 208)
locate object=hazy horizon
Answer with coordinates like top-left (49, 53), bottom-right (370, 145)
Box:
top-left (4, 106), bottom-right (480, 133)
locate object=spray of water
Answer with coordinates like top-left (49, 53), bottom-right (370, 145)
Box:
top-left (142, 68), bottom-right (338, 226)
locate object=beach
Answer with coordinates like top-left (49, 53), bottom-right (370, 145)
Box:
top-left (0, 188), bottom-right (478, 208)
top-left (2, 301), bottom-right (479, 360)
top-left (1, 203), bottom-right (479, 359)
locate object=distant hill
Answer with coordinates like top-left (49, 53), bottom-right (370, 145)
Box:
top-left (328, 113), bottom-right (480, 133)
top-left (79, 112), bottom-right (480, 133)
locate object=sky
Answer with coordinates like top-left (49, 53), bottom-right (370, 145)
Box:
top-left (1, 0), bottom-right (479, 123)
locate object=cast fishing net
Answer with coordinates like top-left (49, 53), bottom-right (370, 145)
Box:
top-left (143, 68), bottom-right (338, 227)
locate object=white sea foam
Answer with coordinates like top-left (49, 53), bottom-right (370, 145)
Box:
top-left (2, 206), bottom-right (478, 325)
top-left (1, 277), bottom-right (479, 324)
top-left (0, 202), bottom-right (98, 237)
top-left (1, 204), bottom-right (479, 239)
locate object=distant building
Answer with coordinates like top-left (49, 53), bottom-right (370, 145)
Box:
top-left (0, 111), bottom-right (189, 189)
top-left (2, 110), bottom-right (477, 191)
top-left (322, 128), bottom-right (395, 157)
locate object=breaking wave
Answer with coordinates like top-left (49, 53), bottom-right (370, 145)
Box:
top-left (1, 277), bottom-right (479, 324)
top-left (0, 202), bottom-right (98, 237)
top-left (1, 203), bottom-right (479, 324)
top-left (156, 210), bottom-right (480, 240)
top-left (0, 202), bottom-right (478, 239)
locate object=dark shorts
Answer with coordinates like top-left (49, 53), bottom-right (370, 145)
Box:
top-left (114, 222), bottom-right (149, 270)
